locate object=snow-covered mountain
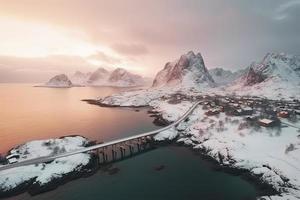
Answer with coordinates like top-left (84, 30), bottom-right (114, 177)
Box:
top-left (87, 67), bottom-right (110, 85)
top-left (243, 53), bottom-right (300, 86)
top-left (152, 51), bottom-right (215, 89)
top-left (66, 67), bottom-right (146, 87)
top-left (229, 53), bottom-right (300, 98)
top-left (71, 71), bottom-right (91, 85)
top-left (209, 67), bottom-right (246, 85)
top-left (86, 67), bottom-right (145, 87)
top-left (108, 68), bottom-right (145, 87)
top-left (44, 74), bottom-right (73, 88)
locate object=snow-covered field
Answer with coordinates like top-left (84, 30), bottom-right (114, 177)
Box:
top-left (0, 136), bottom-right (94, 196)
top-left (99, 88), bottom-right (300, 200)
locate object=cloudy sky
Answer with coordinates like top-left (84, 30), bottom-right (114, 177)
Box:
top-left (0, 0), bottom-right (299, 82)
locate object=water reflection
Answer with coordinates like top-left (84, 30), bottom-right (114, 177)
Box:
top-left (0, 84), bottom-right (157, 153)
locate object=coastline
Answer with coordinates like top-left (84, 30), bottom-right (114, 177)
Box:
top-left (93, 92), bottom-right (300, 200)
top-left (0, 136), bottom-right (99, 198)
top-left (3, 144), bottom-right (274, 200)
top-left (84, 100), bottom-right (279, 198)
top-left (0, 97), bottom-right (297, 199)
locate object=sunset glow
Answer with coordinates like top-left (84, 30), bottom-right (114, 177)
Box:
top-left (0, 1), bottom-right (300, 199)
top-left (0, 0), bottom-right (299, 82)
top-left (0, 17), bottom-right (101, 57)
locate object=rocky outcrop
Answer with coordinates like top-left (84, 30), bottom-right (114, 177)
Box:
top-left (243, 65), bottom-right (265, 86)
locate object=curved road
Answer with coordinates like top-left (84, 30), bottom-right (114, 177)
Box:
top-left (0, 101), bottom-right (201, 171)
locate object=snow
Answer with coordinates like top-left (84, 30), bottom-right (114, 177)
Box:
top-left (98, 85), bottom-right (300, 199)
top-left (224, 53), bottom-right (300, 100)
top-left (209, 67), bottom-right (246, 86)
top-left (154, 128), bottom-right (178, 141)
top-left (152, 51), bottom-right (215, 89)
top-left (180, 109), bottom-right (300, 199)
top-left (0, 136), bottom-right (92, 191)
top-left (69, 51), bottom-right (300, 199)
top-left (7, 158), bottom-right (17, 164)
top-left (35, 153), bottom-right (90, 185)
top-left (259, 119), bottom-right (274, 124)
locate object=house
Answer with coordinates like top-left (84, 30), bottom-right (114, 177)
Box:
top-left (205, 109), bottom-right (220, 116)
top-left (241, 107), bottom-right (254, 115)
top-left (228, 107), bottom-right (253, 116)
top-left (219, 106), bottom-right (225, 112)
top-left (6, 153), bottom-right (20, 164)
top-left (277, 111), bottom-right (289, 118)
top-left (6, 153), bottom-right (20, 159)
top-left (8, 157), bottom-right (18, 164)
top-left (258, 118), bottom-right (276, 127)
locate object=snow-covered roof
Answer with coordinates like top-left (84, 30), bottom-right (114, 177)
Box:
top-left (242, 107), bottom-right (253, 111)
top-left (259, 118), bottom-right (273, 124)
top-left (8, 158), bottom-right (17, 164)
top-left (6, 154), bottom-right (19, 159)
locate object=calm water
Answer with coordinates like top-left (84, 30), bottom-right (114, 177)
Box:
top-left (0, 84), bottom-right (157, 153)
top-left (1, 84), bottom-right (263, 199)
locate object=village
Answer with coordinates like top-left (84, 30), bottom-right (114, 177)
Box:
top-left (166, 93), bottom-right (300, 129)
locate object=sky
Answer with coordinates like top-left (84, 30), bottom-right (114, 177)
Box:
top-left (0, 0), bottom-right (299, 82)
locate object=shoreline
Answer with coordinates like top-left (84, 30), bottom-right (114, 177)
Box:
top-left (0, 100), bottom-right (286, 199)
top-left (82, 99), bottom-right (171, 126)
top-left (3, 143), bottom-right (276, 200)
top-left (83, 100), bottom-right (279, 198)
top-left (0, 136), bottom-right (99, 199)
top-left (182, 144), bottom-right (279, 197)
top-left (0, 136), bottom-right (277, 199)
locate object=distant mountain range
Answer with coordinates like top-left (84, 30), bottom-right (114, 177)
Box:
top-left (44, 67), bottom-right (149, 88)
top-left (151, 51), bottom-right (300, 98)
top-left (43, 51), bottom-right (300, 98)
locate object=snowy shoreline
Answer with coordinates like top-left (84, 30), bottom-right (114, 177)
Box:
top-left (95, 101), bottom-right (279, 198)
top-left (86, 101), bottom-right (282, 198)
top-left (97, 88), bottom-right (300, 200)
top-left (0, 136), bottom-right (98, 198)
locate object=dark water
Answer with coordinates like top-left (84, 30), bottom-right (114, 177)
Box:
top-left (1, 84), bottom-right (262, 199)
top-left (9, 146), bottom-right (260, 200)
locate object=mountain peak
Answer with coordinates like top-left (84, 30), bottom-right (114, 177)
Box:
top-left (227, 52), bottom-right (300, 98)
top-left (95, 67), bottom-right (109, 73)
top-left (88, 67), bottom-right (110, 83)
top-left (152, 51), bottom-right (215, 89)
top-left (45, 74), bottom-right (73, 87)
top-left (108, 67), bottom-right (144, 86)
top-left (186, 50), bottom-right (196, 57)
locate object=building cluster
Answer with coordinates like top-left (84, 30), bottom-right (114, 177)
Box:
top-left (198, 95), bottom-right (300, 128)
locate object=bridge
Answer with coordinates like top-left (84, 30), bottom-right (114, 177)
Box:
top-left (0, 101), bottom-right (201, 171)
